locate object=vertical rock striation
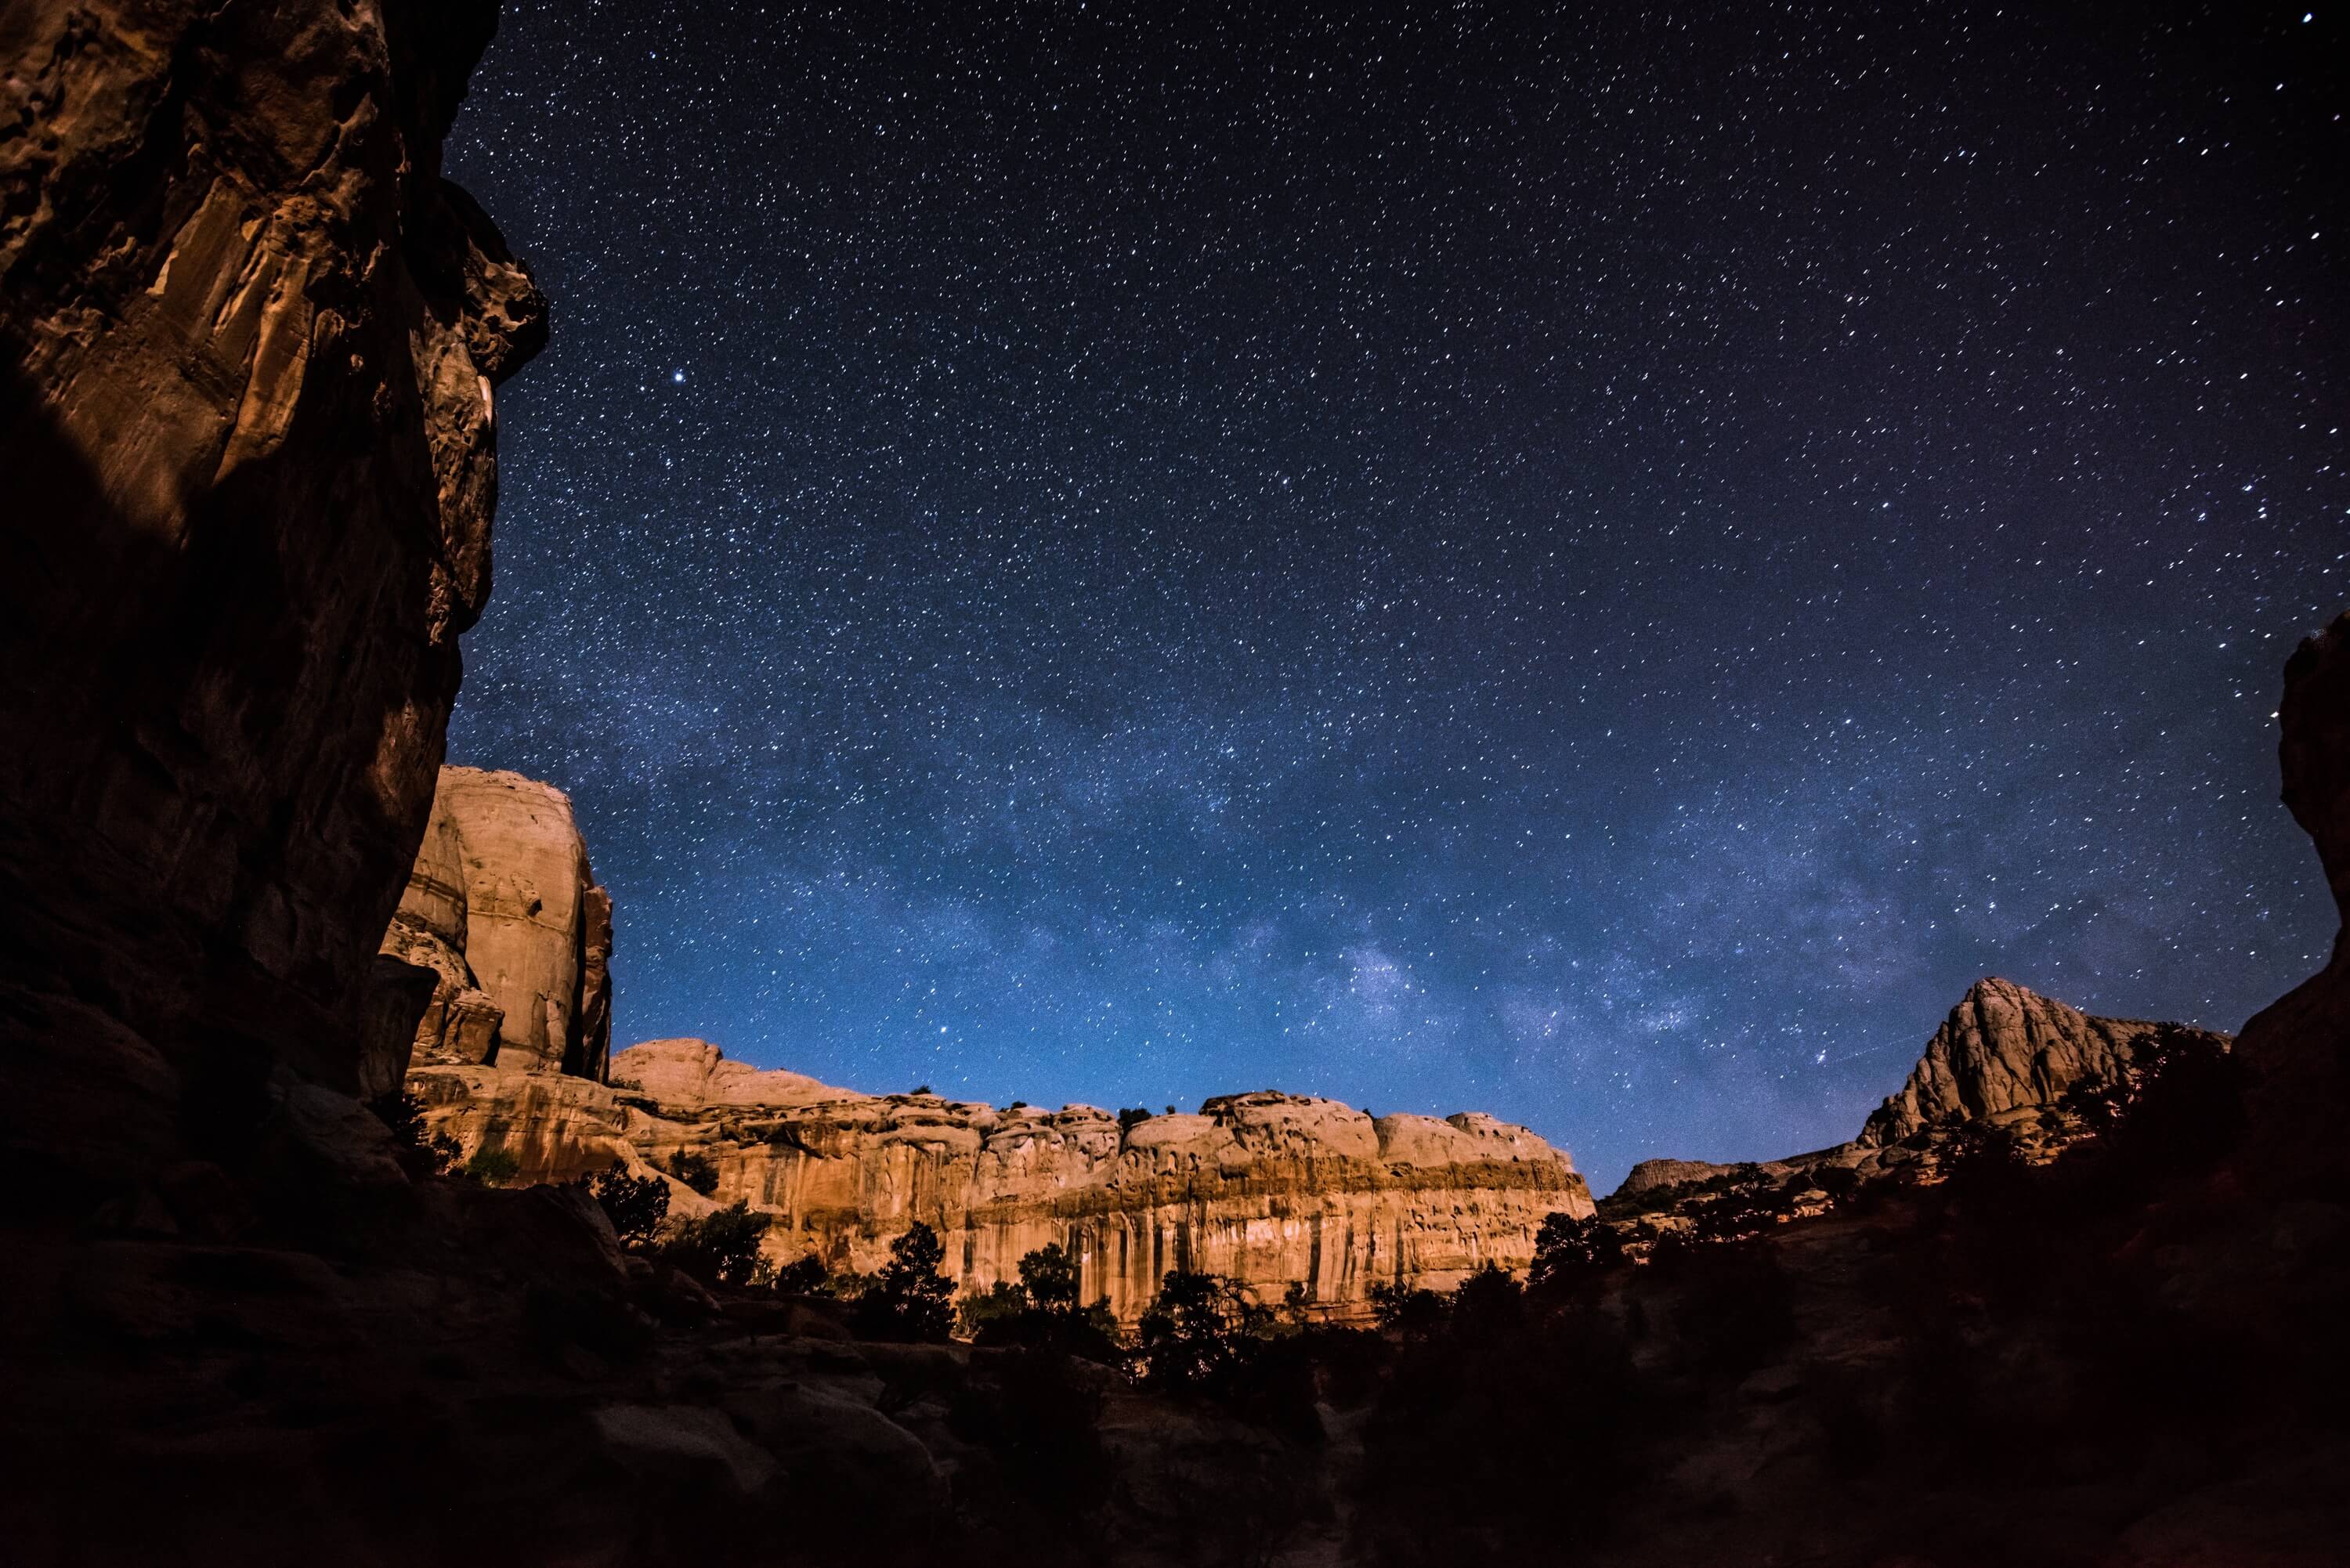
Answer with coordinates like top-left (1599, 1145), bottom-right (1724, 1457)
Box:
top-left (379, 767), bottom-right (614, 1082)
top-left (0, 0), bottom-right (544, 1194)
top-left (411, 1038), bottom-right (1595, 1324)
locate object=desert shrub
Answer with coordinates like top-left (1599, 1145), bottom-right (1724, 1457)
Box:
top-left (367, 1090), bottom-right (462, 1177)
top-left (966, 1245), bottom-right (1126, 1363)
top-left (574, 1160), bottom-right (669, 1245)
top-left (1530, 1210), bottom-right (1625, 1295)
top-left (663, 1150), bottom-right (721, 1197)
top-left (1137, 1270), bottom-right (1263, 1390)
top-left (1019, 1241), bottom-right (1080, 1308)
top-left (960, 1279), bottom-right (1030, 1337)
top-left (1366, 1281), bottom-right (1448, 1337)
top-left (1117, 1106), bottom-right (1154, 1134)
top-left (773, 1252), bottom-right (831, 1294)
top-left (461, 1143), bottom-right (523, 1187)
top-left (657, 1200), bottom-right (772, 1288)
top-left (853, 1221), bottom-right (957, 1342)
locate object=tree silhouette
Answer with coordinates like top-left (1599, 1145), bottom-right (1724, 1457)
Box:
top-left (854, 1221), bottom-right (957, 1342)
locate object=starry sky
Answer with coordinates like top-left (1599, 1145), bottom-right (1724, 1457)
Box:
top-left (443, 0), bottom-right (2345, 1190)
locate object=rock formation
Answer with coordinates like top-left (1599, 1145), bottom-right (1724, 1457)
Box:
top-left (1856, 977), bottom-right (2176, 1147)
top-left (1602, 977), bottom-right (2234, 1216)
top-left (0, 0), bottom-right (544, 1195)
top-left (378, 767), bottom-right (614, 1085)
top-left (2235, 610), bottom-right (2350, 1194)
top-left (411, 1037), bottom-right (1594, 1323)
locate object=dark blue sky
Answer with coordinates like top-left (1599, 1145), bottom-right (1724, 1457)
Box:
top-left (445, 0), bottom-right (2345, 1190)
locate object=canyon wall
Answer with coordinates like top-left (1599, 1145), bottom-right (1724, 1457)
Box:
top-left (0, 0), bottom-right (543, 1193)
top-left (378, 767), bottom-right (613, 1089)
top-left (410, 1038), bottom-right (1594, 1324)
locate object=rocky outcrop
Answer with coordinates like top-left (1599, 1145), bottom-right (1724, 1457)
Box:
top-left (410, 1042), bottom-right (1595, 1324)
top-left (2236, 611), bottom-right (2350, 1194)
top-left (378, 768), bottom-right (613, 1081)
top-left (0, 0), bottom-right (544, 1195)
top-left (1856, 977), bottom-right (2178, 1147)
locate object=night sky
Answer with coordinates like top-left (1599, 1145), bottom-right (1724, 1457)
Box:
top-left (443, 1), bottom-right (2345, 1190)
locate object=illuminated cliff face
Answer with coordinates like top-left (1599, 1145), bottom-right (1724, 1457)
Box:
top-left (409, 1042), bottom-right (1593, 1323)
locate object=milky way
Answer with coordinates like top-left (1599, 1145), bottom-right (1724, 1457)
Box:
top-left (443, 1), bottom-right (2345, 1187)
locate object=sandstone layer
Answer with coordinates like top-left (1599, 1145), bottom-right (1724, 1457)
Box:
top-left (0, 0), bottom-right (544, 1194)
top-left (411, 1038), bottom-right (1595, 1323)
top-left (377, 767), bottom-right (613, 1086)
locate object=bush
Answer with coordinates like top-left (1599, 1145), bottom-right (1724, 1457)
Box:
top-left (575, 1160), bottom-right (669, 1245)
top-left (963, 1245), bottom-right (1126, 1363)
top-left (960, 1279), bottom-right (1030, 1337)
top-left (852, 1221), bottom-right (957, 1342)
top-left (1529, 1210), bottom-right (1625, 1295)
top-left (1019, 1241), bottom-right (1081, 1309)
top-left (1367, 1281), bottom-right (1448, 1337)
top-left (1117, 1106), bottom-right (1154, 1134)
top-left (657, 1200), bottom-right (772, 1288)
top-left (367, 1090), bottom-right (461, 1177)
top-left (773, 1252), bottom-right (831, 1294)
top-left (663, 1150), bottom-right (721, 1197)
top-left (461, 1143), bottom-right (523, 1187)
top-left (1137, 1270), bottom-right (1265, 1390)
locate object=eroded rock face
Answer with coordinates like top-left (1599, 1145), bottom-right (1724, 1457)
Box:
top-left (1856, 977), bottom-right (2174, 1147)
top-left (0, 0), bottom-right (544, 1194)
top-left (412, 1043), bottom-right (1595, 1324)
top-left (380, 768), bottom-right (614, 1079)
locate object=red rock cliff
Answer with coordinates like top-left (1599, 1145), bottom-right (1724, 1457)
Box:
top-left (0, 0), bottom-right (544, 1194)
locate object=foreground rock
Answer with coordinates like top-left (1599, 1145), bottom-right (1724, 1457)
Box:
top-left (413, 1038), bottom-right (1595, 1323)
top-left (378, 767), bottom-right (614, 1084)
top-left (0, 0), bottom-right (544, 1197)
top-left (2236, 611), bottom-right (2350, 1195)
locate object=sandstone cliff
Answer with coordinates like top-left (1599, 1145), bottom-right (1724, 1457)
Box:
top-left (1856, 977), bottom-right (2176, 1147)
top-left (378, 766), bottom-right (613, 1086)
top-left (0, 0), bottom-right (543, 1193)
top-left (411, 1037), bottom-right (1595, 1323)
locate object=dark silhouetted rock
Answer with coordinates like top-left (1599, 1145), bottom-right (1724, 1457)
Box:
top-left (0, 0), bottom-right (544, 1200)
